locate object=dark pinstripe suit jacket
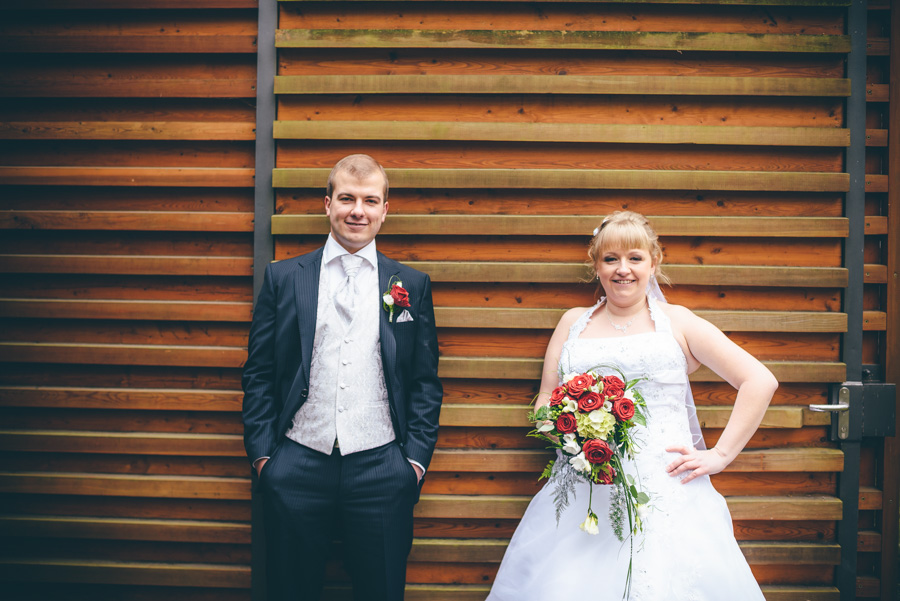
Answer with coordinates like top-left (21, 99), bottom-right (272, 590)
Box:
top-left (241, 247), bottom-right (443, 473)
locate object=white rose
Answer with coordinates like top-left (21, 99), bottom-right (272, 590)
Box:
top-left (561, 433), bottom-right (581, 455)
top-left (562, 397), bottom-right (578, 413)
top-left (562, 372), bottom-right (578, 384)
top-left (383, 294), bottom-right (394, 306)
top-left (569, 452), bottom-right (591, 474)
top-left (602, 400), bottom-right (612, 412)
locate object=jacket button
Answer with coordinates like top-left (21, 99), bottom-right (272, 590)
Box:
top-left (301, 389), bottom-right (308, 398)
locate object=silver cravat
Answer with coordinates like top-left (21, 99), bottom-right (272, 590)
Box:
top-left (334, 254), bottom-right (363, 327)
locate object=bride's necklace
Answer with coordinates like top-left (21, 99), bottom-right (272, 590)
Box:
top-left (605, 305), bottom-right (643, 334)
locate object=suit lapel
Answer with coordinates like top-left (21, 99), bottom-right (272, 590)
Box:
top-left (295, 247), bottom-right (324, 381)
top-left (378, 252), bottom-right (398, 375)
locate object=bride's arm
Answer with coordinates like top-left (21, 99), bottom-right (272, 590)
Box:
top-left (663, 305), bottom-right (779, 483)
top-left (535, 308), bottom-right (583, 411)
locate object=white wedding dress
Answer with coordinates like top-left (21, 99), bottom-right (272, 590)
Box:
top-left (487, 297), bottom-right (765, 601)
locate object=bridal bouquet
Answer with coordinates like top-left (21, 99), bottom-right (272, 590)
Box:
top-left (529, 366), bottom-right (649, 596)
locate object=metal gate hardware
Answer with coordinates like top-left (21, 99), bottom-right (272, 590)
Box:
top-left (810, 386), bottom-right (851, 440)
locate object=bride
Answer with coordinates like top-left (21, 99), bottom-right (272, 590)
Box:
top-left (487, 211), bottom-right (778, 600)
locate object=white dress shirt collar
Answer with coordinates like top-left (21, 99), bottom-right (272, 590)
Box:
top-left (323, 233), bottom-right (378, 270)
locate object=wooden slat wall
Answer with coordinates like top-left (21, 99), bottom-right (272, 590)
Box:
top-left (0, 1), bottom-right (257, 599)
top-left (858, 1), bottom-right (896, 600)
top-left (271, 1), bottom-right (852, 600)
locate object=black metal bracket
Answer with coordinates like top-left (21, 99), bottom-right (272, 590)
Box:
top-left (822, 381), bottom-right (897, 442)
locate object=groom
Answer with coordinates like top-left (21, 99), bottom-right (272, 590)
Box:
top-left (242, 154), bottom-right (443, 601)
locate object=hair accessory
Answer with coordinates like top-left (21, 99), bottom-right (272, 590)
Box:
top-left (592, 227), bottom-right (600, 236)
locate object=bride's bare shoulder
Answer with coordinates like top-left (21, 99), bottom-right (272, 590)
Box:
top-left (559, 306), bottom-right (590, 327)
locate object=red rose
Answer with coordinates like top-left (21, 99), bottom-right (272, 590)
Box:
top-left (548, 386), bottom-right (567, 406)
top-left (596, 466), bottom-right (616, 485)
top-left (601, 375), bottom-right (626, 400)
top-left (390, 285), bottom-right (411, 308)
top-left (577, 391), bottom-right (603, 413)
top-left (555, 412), bottom-right (577, 434)
top-left (612, 397), bottom-right (636, 421)
top-left (582, 439), bottom-right (613, 465)
top-left (566, 374), bottom-right (592, 397)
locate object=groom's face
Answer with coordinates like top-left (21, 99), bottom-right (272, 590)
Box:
top-left (325, 170), bottom-right (389, 253)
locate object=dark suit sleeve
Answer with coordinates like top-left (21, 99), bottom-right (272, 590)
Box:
top-left (403, 273), bottom-right (443, 470)
top-left (242, 262), bottom-right (280, 464)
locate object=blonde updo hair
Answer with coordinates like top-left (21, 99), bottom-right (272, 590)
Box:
top-left (588, 211), bottom-right (669, 297)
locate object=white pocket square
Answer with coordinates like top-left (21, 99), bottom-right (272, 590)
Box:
top-left (396, 310), bottom-right (414, 323)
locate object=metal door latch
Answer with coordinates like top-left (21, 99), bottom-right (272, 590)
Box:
top-left (809, 386), bottom-right (851, 440)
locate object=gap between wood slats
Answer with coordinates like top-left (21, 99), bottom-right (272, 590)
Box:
top-left (0, 211), bottom-right (253, 232)
top-left (0, 255), bottom-right (253, 276)
top-left (0, 166), bottom-right (255, 187)
top-left (272, 168), bottom-right (850, 192)
top-left (274, 75), bottom-right (851, 97)
top-left (0, 386), bottom-right (243, 411)
top-left (0, 1), bottom-right (257, 7)
top-left (0, 342), bottom-right (246, 368)
top-left (406, 539), bottom-right (841, 564)
top-left (273, 121), bottom-right (850, 147)
top-left (431, 308), bottom-right (848, 332)
top-left (412, 494), bottom-right (843, 520)
top-left (0, 515), bottom-right (250, 544)
top-left (438, 404), bottom-right (829, 428)
top-left (401, 262), bottom-right (849, 288)
top-left (272, 215), bottom-right (849, 237)
top-left (0, 472), bottom-right (250, 500)
top-left (0, 35), bottom-right (258, 54)
top-left (436, 357), bottom-right (846, 383)
top-left (0, 121), bottom-right (256, 140)
top-left (0, 432), bottom-right (843, 473)
top-left (275, 29), bottom-right (851, 53)
top-left (0, 299), bottom-right (252, 321)
top-left (0, 558), bottom-right (249, 588)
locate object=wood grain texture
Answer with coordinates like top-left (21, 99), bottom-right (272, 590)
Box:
top-left (0, 121), bottom-right (256, 140)
top-left (0, 166), bottom-right (255, 187)
top-left (0, 299), bottom-right (252, 321)
top-left (0, 211), bottom-right (253, 232)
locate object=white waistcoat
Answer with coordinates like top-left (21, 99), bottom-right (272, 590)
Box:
top-left (285, 263), bottom-right (395, 455)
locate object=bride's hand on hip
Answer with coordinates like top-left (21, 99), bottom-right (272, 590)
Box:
top-left (664, 445), bottom-right (728, 484)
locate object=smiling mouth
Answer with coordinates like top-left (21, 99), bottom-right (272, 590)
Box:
top-left (613, 279), bottom-right (636, 284)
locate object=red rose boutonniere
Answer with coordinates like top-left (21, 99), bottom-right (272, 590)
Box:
top-left (382, 276), bottom-right (411, 322)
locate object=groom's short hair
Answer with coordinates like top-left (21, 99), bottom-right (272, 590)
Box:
top-left (326, 154), bottom-right (389, 201)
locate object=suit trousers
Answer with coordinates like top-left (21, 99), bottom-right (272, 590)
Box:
top-left (259, 437), bottom-right (418, 601)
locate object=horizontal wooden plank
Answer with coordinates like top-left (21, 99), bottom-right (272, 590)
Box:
top-left (867, 84), bottom-right (889, 102)
top-left (864, 264), bottom-right (888, 284)
top-left (437, 357), bottom-right (846, 383)
top-left (0, 211), bottom-right (252, 232)
top-left (408, 538), bottom-right (840, 564)
top-left (0, 558), bottom-right (249, 588)
top-left (0, 1), bottom-right (257, 7)
top-left (0, 255), bottom-right (253, 276)
top-left (857, 530), bottom-right (881, 552)
top-left (0, 298), bottom-right (252, 321)
top-left (0, 34), bottom-right (257, 54)
top-left (413, 494), bottom-right (842, 520)
top-left (276, 29), bottom-right (850, 53)
top-left (406, 262), bottom-right (848, 288)
top-left (322, 584), bottom-right (841, 601)
top-left (0, 386), bottom-right (243, 412)
top-left (433, 307), bottom-right (848, 333)
top-left (427, 448), bottom-right (842, 473)
top-left (0, 78), bottom-right (256, 99)
top-left (273, 215), bottom-right (849, 238)
top-left (277, 0), bottom-right (852, 4)
top-left (0, 121), bottom-right (256, 141)
top-left (858, 486), bottom-right (882, 511)
top-left (865, 129), bottom-right (888, 147)
top-left (0, 472), bottom-right (249, 500)
top-left (438, 404), bottom-right (828, 429)
top-left (865, 216), bottom-right (888, 235)
top-left (865, 174), bottom-right (888, 193)
top-left (0, 430), bottom-right (244, 456)
top-left (0, 515), bottom-right (250, 544)
top-left (274, 75), bottom-right (851, 97)
top-left (274, 120), bottom-right (850, 146)
top-left (273, 168), bottom-right (850, 192)
top-left (0, 342), bottom-right (246, 368)
top-left (0, 166), bottom-right (255, 187)
top-left (862, 311), bottom-right (886, 331)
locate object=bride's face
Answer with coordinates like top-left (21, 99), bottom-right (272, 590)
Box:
top-left (595, 247), bottom-right (656, 306)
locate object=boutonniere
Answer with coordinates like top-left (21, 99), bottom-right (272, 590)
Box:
top-left (382, 276), bottom-right (411, 322)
